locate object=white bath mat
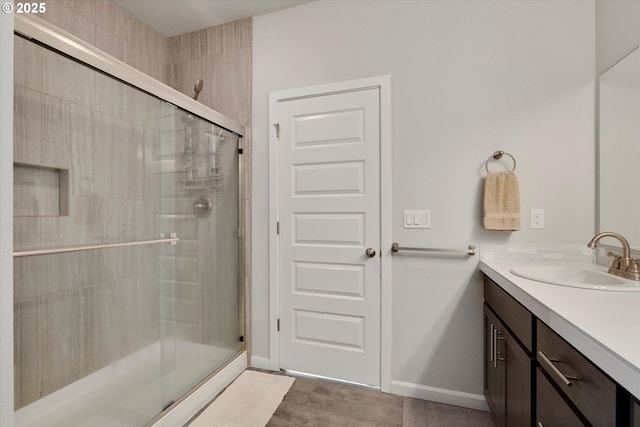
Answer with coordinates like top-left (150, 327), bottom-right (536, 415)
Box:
top-left (189, 370), bottom-right (295, 427)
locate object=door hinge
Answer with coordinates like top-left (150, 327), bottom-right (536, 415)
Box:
top-left (277, 221), bottom-right (280, 235)
top-left (277, 318), bottom-right (280, 332)
top-left (239, 336), bottom-right (244, 342)
top-left (274, 123), bottom-right (280, 138)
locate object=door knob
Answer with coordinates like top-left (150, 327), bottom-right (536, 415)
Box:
top-left (365, 248), bottom-right (376, 258)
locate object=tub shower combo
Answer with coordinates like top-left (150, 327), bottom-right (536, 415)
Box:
top-left (12, 15), bottom-right (245, 427)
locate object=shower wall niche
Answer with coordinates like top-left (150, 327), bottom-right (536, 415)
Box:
top-left (14, 163), bottom-right (70, 217)
top-left (12, 22), bottom-right (243, 427)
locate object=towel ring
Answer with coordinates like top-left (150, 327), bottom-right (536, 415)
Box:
top-left (485, 151), bottom-right (516, 173)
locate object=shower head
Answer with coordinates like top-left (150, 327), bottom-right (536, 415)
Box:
top-left (181, 114), bottom-right (196, 126)
top-left (205, 131), bottom-right (226, 152)
top-left (193, 79), bottom-right (204, 100)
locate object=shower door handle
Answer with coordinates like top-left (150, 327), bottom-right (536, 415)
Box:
top-left (365, 248), bottom-right (376, 258)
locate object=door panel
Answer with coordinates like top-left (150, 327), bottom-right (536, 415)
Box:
top-left (293, 310), bottom-right (365, 349)
top-left (293, 161), bottom-right (364, 195)
top-left (294, 213), bottom-right (365, 245)
top-left (293, 109), bottom-right (364, 145)
top-left (294, 261), bottom-right (365, 298)
top-left (278, 88), bottom-right (380, 386)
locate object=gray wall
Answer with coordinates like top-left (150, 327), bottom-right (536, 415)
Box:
top-left (252, 0), bottom-right (595, 403)
top-left (596, 0), bottom-right (640, 75)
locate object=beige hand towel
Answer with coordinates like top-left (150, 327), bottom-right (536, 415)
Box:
top-left (483, 171), bottom-right (520, 230)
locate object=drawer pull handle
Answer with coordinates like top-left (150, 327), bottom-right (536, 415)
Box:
top-left (491, 323), bottom-right (496, 367)
top-left (495, 332), bottom-right (505, 363)
top-left (538, 350), bottom-right (578, 387)
top-left (493, 326), bottom-right (498, 367)
top-left (489, 322), bottom-right (505, 367)
top-left (537, 422), bottom-right (544, 427)
top-left (492, 327), bottom-right (505, 367)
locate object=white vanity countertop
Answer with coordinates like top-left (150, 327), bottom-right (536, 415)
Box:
top-left (480, 259), bottom-right (640, 400)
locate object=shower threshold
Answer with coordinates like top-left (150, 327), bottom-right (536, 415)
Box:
top-left (14, 342), bottom-right (246, 427)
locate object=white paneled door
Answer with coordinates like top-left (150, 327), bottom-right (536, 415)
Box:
top-left (276, 88), bottom-right (381, 386)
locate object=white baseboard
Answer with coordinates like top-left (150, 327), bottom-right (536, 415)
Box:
top-left (153, 351), bottom-right (248, 427)
top-left (249, 355), bottom-right (273, 371)
top-left (391, 380), bottom-right (489, 412)
top-left (236, 357), bottom-right (489, 413)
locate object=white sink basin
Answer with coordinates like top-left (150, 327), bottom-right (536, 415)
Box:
top-left (509, 264), bottom-right (640, 291)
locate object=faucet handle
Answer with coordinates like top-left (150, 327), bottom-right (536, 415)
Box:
top-left (624, 259), bottom-right (640, 281)
top-left (607, 252), bottom-right (622, 269)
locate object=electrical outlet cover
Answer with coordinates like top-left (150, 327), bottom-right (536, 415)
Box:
top-left (530, 208), bottom-right (544, 229)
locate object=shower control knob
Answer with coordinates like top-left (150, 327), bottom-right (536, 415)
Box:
top-left (194, 197), bottom-right (213, 217)
top-left (365, 248), bottom-right (376, 258)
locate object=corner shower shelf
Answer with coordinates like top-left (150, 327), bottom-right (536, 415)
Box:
top-left (179, 173), bottom-right (224, 191)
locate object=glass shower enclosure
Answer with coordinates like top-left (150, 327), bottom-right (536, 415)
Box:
top-left (12, 16), bottom-right (244, 427)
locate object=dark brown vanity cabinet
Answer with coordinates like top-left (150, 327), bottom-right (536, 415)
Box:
top-left (484, 274), bottom-right (637, 427)
top-left (484, 277), bottom-right (533, 427)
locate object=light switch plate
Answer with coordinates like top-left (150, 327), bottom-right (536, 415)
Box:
top-left (404, 210), bottom-right (430, 229)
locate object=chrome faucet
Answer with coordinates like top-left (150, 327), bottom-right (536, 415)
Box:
top-left (587, 232), bottom-right (640, 280)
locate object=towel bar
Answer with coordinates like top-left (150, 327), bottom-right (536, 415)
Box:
top-left (485, 150), bottom-right (516, 173)
top-left (13, 235), bottom-right (179, 258)
top-left (391, 243), bottom-right (476, 256)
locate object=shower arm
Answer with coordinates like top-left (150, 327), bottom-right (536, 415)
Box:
top-left (193, 79), bottom-right (203, 100)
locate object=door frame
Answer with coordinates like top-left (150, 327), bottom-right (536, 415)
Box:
top-left (268, 75), bottom-right (392, 392)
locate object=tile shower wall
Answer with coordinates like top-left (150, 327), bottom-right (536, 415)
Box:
top-left (13, 33), bottom-right (165, 409)
top-left (40, 0), bottom-right (168, 82)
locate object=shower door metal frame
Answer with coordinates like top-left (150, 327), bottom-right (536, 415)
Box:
top-left (12, 13), bottom-right (247, 426)
top-left (14, 15), bottom-right (244, 137)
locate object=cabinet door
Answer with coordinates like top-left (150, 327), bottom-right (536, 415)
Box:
top-left (505, 329), bottom-right (532, 427)
top-left (484, 276), bottom-right (533, 351)
top-left (485, 305), bottom-right (505, 427)
top-left (536, 368), bottom-right (585, 427)
top-left (537, 320), bottom-right (615, 427)
top-left (634, 399), bottom-right (640, 427)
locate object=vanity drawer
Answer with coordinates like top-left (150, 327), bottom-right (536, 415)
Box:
top-left (484, 276), bottom-right (533, 352)
top-left (537, 320), bottom-right (616, 427)
top-left (536, 368), bottom-right (584, 427)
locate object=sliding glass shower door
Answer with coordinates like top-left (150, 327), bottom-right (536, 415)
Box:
top-left (13, 32), bottom-right (243, 427)
top-left (158, 101), bottom-right (243, 403)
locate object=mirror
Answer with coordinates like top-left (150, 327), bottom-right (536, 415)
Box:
top-left (598, 46), bottom-right (640, 248)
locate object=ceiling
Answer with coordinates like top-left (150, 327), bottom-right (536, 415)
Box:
top-left (112, 0), bottom-right (314, 38)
